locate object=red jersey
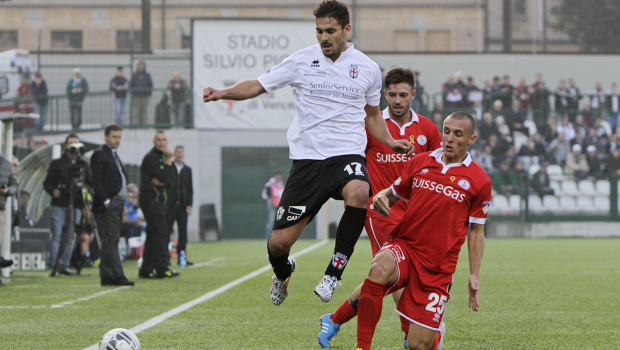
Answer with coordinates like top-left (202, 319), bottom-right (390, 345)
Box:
top-left (365, 107), bottom-right (442, 222)
top-left (390, 148), bottom-right (492, 274)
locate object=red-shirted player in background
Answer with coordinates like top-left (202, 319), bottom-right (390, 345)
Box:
top-left (356, 111), bottom-right (491, 350)
top-left (318, 68), bottom-right (442, 348)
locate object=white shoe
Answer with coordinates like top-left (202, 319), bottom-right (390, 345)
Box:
top-left (270, 257), bottom-right (296, 306)
top-left (314, 275), bottom-right (341, 303)
top-left (436, 322), bottom-right (446, 349)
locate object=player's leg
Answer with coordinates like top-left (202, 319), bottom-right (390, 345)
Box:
top-left (316, 179), bottom-right (369, 303)
top-left (268, 216), bottom-right (311, 306)
top-left (405, 322), bottom-right (440, 350)
top-left (318, 282), bottom-right (363, 347)
top-left (356, 249), bottom-right (400, 350)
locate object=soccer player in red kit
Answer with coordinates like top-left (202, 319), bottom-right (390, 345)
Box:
top-left (356, 111), bottom-right (491, 350)
top-left (317, 67), bottom-right (442, 348)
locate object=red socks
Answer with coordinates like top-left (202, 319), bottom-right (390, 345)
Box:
top-left (331, 299), bottom-right (358, 325)
top-left (431, 329), bottom-right (441, 350)
top-left (356, 278), bottom-right (385, 350)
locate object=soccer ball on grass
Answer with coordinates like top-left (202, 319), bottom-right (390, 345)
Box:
top-left (98, 328), bottom-right (141, 350)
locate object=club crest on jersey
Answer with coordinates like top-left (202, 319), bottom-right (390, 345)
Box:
top-left (417, 135), bottom-right (427, 145)
top-left (420, 168), bottom-right (429, 174)
top-left (458, 179), bottom-right (470, 190)
top-left (348, 64), bottom-right (359, 79)
top-left (276, 206), bottom-right (285, 221)
top-left (311, 59), bottom-right (320, 67)
top-left (332, 252), bottom-right (348, 269)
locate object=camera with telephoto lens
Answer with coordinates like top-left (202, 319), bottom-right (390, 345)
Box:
top-left (67, 143), bottom-right (87, 188)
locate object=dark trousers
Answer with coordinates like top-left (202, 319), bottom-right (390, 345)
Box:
top-left (70, 102), bottom-right (83, 130)
top-left (166, 202), bottom-right (188, 259)
top-left (99, 197), bottom-right (126, 279)
top-left (140, 201), bottom-right (169, 275)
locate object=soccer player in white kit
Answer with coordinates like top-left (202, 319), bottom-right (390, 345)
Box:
top-left (203, 0), bottom-right (414, 305)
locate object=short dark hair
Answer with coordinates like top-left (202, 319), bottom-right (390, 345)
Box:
top-left (117, 66), bottom-right (123, 71)
top-left (19, 190), bottom-right (30, 197)
top-left (104, 123), bottom-right (123, 136)
top-left (313, 0), bottom-right (350, 28)
top-left (65, 133), bottom-right (79, 145)
top-left (34, 73), bottom-right (42, 78)
top-left (445, 111), bottom-right (476, 135)
top-left (175, 145), bottom-right (184, 150)
top-left (384, 67), bottom-right (416, 90)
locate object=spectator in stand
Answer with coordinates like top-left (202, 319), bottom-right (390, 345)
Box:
top-left (31, 73), bottom-right (48, 131)
top-left (430, 100), bottom-right (447, 119)
top-left (492, 160), bottom-right (518, 197)
top-left (573, 114), bottom-right (587, 137)
top-left (580, 102), bottom-right (596, 127)
top-left (498, 145), bottom-right (517, 168)
top-left (454, 71), bottom-right (467, 91)
top-left (593, 117), bottom-right (608, 138)
top-left (607, 83), bottom-right (619, 128)
top-left (495, 116), bottom-right (511, 137)
top-left (565, 144), bottom-right (589, 180)
top-left (478, 113), bottom-right (499, 142)
top-left (532, 133), bottom-right (548, 160)
top-left (167, 71), bottom-right (188, 125)
top-left (431, 112), bottom-right (443, 131)
top-left (471, 99), bottom-right (483, 121)
top-left (605, 148), bottom-right (620, 175)
top-left (490, 76), bottom-right (501, 93)
top-left (444, 86), bottom-right (463, 108)
top-left (514, 161), bottom-right (529, 196)
top-left (567, 78), bottom-right (582, 122)
top-left (606, 134), bottom-right (620, 154)
top-left (491, 133), bottom-right (511, 160)
top-left (583, 127), bottom-right (600, 152)
top-left (490, 99), bottom-right (504, 119)
top-left (539, 115), bottom-right (558, 143)
top-left (479, 144), bottom-right (495, 174)
top-left (557, 116), bottom-right (576, 141)
top-left (590, 81), bottom-right (606, 117)
top-left (110, 66), bottom-right (129, 126)
top-left (531, 81), bottom-right (551, 128)
top-left (505, 99), bottom-right (529, 137)
top-left (66, 68), bottom-right (89, 130)
top-left (570, 129), bottom-right (586, 151)
top-left (518, 137), bottom-right (541, 167)
top-left (498, 75), bottom-right (514, 110)
top-left (531, 73), bottom-right (544, 89)
top-left (555, 79), bottom-right (570, 119)
top-left (465, 76), bottom-right (482, 108)
top-left (515, 77), bottom-right (530, 110)
top-left (441, 75), bottom-right (457, 104)
top-left (531, 162), bottom-right (555, 198)
top-left (548, 132), bottom-right (570, 166)
top-left (585, 145), bottom-right (603, 180)
top-left (130, 60), bottom-right (153, 127)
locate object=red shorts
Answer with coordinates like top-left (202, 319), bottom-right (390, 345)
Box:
top-left (364, 216), bottom-right (398, 256)
top-left (379, 239), bottom-right (453, 331)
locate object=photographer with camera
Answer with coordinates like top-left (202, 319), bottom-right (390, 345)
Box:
top-left (43, 133), bottom-right (91, 276)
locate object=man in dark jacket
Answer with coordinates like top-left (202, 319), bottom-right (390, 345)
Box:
top-left (0, 153), bottom-right (18, 285)
top-left (531, 162), bottom-right (555, 198)
top-left (31, 73), bottom-right (49, 131)
top-left (43, 133), bottom-right (91, 276)
top-left (110, 67), bottom-right (129, 126)
top-left (139, 130), bottom-right (179, 279)
top-left (166, 145), bottom-right (194, 267)
top-left (90, 123), bottom-right (134, 286)
top-left (130, 60), bottom-right (153, 127)
top-left (66, 68), bottom-right (89, 130)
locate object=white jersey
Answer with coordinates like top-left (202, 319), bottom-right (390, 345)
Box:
top-left (257, 43), bottom-right (382, 160)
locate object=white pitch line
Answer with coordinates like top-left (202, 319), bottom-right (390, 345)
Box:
top-left (189, 257), bottom-right (226, 269)
top-left (83, 239), bottom-right (329, 350)
top-left (0, 286), bottom-right (130, 309)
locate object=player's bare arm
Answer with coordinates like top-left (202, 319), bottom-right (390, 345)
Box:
top-left (467, 223), bottom-right (485, 312)
top-left (364, 104), bottom-right (414, 157)
top-left (371, 188), bottom-right (399, 218)
top-left (203, 79), bottom-right (266, 102)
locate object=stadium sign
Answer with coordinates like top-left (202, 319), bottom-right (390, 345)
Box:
top-left (192, 18), bottom-right (316, 129)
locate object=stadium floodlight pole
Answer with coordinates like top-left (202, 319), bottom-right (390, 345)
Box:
top-left (0, 113), bottom-right (37, 278)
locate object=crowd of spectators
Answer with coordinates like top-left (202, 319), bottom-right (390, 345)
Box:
top-left (431, 72), bottom-right (620, 199)
top-left (6, 61), bottom-right (190, 132)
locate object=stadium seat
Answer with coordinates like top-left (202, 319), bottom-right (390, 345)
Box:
top-left (546, 165), bottom-right (565, 181)
top-left (577, 180), bottom-right (597, 196)
top-left (576, 197), bottom-right (596, 212)
top-left (593, 196), bottom-right (610, 212)
top-left (509, 195), bottom-right (521, 211)
top-left (527, 195), bottom-right (544, 213)
top-left (561, 180), bottom-right (580, 196)
top-left (550, 181), bottom-right (562, 195)
top-left (595, 180), bottom-right (610, 195)
top-left (542, 196), bottom-right (561, 211)
top-left (489, 195), bottom-right (512, 214)
top-left (524, 120), bottom-right (538, 136)
top-left (528, 164), bottom-right (540, 176)
top-left (559, 196), bottom-right (579, 212)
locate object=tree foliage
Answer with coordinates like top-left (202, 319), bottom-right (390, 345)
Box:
top-left (551, 0), bottom-right (620, 53)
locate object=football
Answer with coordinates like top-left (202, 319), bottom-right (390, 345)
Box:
top-left (98, 328), bottom-right (141, 350)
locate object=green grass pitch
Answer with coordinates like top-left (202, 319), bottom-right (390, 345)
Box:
top-left (0, 238), bottom-right (618, 349)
